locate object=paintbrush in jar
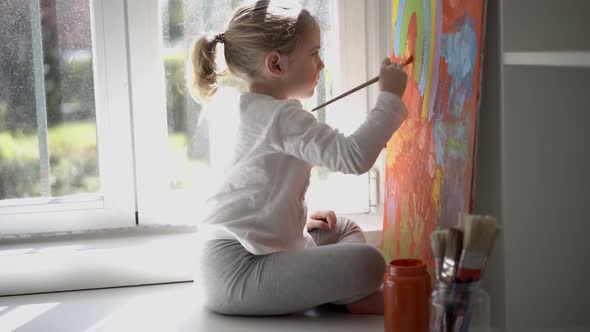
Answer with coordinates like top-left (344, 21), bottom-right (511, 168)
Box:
top-left (441, 227), bottom-right (463, 283)
top-left (456, 215), bottom-right (498, 283)
top-left (430, 229), bottom-right (448, 283)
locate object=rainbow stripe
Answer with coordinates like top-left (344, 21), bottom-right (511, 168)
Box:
top-left (392, 0), bottom-right (442, 121)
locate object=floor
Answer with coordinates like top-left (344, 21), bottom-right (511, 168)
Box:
top-left (0, 281), bottom-right (384, 332)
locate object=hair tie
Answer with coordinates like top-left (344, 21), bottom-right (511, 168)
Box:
top-left (206, 33), bottom-right (225, 54)
top-left (213, 33), bottom-right (225, 44)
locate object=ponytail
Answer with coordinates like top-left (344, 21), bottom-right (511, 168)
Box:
top-left (190, 33), bottom-right (225, 101)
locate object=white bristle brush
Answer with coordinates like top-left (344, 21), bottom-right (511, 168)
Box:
top-left (456, 215), bottom-right (498, 283)
top-left (430, 229), bottom-right (448, 282)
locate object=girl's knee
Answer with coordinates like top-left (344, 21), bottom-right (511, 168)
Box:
top-left (338, 216), bottom-right (361, 231)
top-left (347, 244), bottom-right (386, 288)
top-left (364, 245), bottom-right (386, 284)
top-left (337, 217), bottom-right (367, 243)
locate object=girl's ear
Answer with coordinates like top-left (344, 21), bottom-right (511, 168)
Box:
top-left (264, 51), bottom-right (289, 79)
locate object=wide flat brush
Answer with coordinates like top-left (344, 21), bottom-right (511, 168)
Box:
top-left (456, 215), bottom-right (498, 283)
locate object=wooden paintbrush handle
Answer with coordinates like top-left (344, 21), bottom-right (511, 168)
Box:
top-left (311, 55), bottom-right (414, 112)
top-left (311, 76), bottom-right (379, 112)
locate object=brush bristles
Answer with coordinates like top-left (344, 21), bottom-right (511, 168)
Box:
top-left (430, 230), bottom-right (448, 258)
top-left (434, 213), bottom-right (500, 283)
top-left (458, 211), bottom-right (471, 229)
top-left (445, 227), bottom-right (463, 259)
top-left (463, 215), bottom-right (498, 253)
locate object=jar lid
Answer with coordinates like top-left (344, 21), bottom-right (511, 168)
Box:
top-left (387, 259), bottom-right (427, 276)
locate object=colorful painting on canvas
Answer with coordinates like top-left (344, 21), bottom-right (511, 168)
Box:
top-left (382, 0), bottom-right (486, 272)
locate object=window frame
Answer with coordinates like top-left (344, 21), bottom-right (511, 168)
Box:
top-left (0, 0), bottom-right (137, 234)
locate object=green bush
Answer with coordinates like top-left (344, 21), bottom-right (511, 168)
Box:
top-left (164, 52), bottom-right (188, 133)
top-left (0, 122), bottom-right (99, 200)
top-left (0, 51), bottom-right (249, 200)
top-left (47, 122), bottom-right (99, 197)
top-left (0, 131), bottom-right (42, 199)
top-left (163, 49), bottom-right (248, 133)
top-left (0, 101), bottom-right (7, 132)
top-left (60, 55), bottom-right (96, 122)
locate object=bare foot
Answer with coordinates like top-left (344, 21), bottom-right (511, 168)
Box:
top-left (345, 287), bottom-right (384, 315)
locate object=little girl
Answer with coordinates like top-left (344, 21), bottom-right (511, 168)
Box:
top-left (192, 0), bottom-right (408, 316)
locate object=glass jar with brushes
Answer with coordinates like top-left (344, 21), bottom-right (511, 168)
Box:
top-left (429, 212), bottom-right (499, 332)
top-left (430, 281), bottom-right (490, 332)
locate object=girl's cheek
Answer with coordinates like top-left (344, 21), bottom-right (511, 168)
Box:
top-left (293, 68), bottom-right (314, 85)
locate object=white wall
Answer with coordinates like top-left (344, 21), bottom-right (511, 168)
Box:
top-left (476, 1), bottom-right (590, 331)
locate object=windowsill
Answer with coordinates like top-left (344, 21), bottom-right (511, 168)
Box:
top-left (0, 213), bottom-right (383, 297)
top-left (0, 225), bottom-right (200, 297)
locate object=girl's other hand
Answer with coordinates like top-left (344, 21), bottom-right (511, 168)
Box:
top-left (306, 210), bottom-right (337, 231)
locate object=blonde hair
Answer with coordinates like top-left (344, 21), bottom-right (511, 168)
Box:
top-left (190, 0), bottom-right (315, 101)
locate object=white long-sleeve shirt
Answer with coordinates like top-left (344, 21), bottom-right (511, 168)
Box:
top-left (199, 90), bottom-right (408, 255)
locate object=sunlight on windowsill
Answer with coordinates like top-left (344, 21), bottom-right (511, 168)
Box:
top-left (0, 303), bottom-right (60, 332)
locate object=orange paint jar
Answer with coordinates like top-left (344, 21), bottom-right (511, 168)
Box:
top-left (384, 259), bottom-right (431, 332)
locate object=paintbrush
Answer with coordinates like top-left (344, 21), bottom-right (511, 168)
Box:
top-left (311, 55), bottom-right (414, 112)
top-left (441, 227), bottom-right (463, 332)
top-left (454, 215), bottom-right (499, 332)
top-left (456, 215), bottom-right (498, 283)
top-left (430, 229), bottom-right (448, 283)
top-left (441, 227), bottom-right (463, 283)
top-left (458, 211), bottom-right (471, 229)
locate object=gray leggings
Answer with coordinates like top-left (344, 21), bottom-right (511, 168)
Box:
top-left (195, 217), bottom-right (386, 316)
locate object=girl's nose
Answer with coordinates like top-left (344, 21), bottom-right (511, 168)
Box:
top-left (319, 59), bottom-right (325, 71)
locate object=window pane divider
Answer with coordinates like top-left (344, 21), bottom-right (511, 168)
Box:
top-left (29, 0), bottom-right (51, 197)
top-left (125, 0), bottom-right (173, 224)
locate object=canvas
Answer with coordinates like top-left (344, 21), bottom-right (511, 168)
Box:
top-left (382, 0), bottom-right (486, 273)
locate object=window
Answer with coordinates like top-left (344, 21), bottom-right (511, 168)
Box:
top-left (0, 0), bottom-right (98, 200)
top-left (134, 0), bottom-right (371, 225)
top-left (1, 0), bottom-right (376, 234)
top-left (0, 0), bottom-right (136, 234)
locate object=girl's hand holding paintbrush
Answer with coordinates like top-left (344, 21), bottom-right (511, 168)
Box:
top-left (311, 55), bottom-right (413, 112)
top-left (379, 57), bottom-right (409, 97)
